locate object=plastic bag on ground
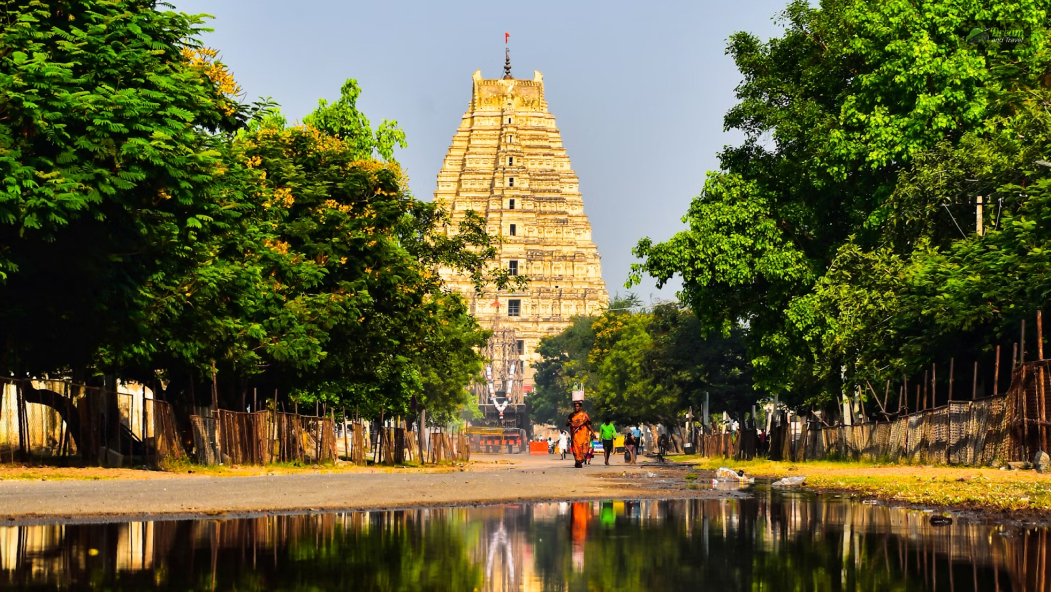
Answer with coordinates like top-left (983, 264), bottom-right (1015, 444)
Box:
top-left (771, 475), bottom-right (806, 487)
top-left (714, 467), bottom-right (755, 483)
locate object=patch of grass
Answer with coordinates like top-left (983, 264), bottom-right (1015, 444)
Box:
top-left (155, 456), bottom-right (453, 476)
top-left (691, 457), bottom-right (882, 474)
top-left (685, 473), bottom-right (698, 481)
top-left (0, 468), bottom-right (117, 482)
top-left (157, 455), bottom-right (349, 475)
top-left (156, 455), bottom-right (195, 473)
top-left (804, 473), bottom-right (1051, 512)
top-left (690, 457), bottom-right (1051, 512)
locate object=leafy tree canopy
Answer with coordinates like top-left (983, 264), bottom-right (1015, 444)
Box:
top-left (0, 0), bottom-right (244, 376)
top-left (531, 298), bottom-right (756, 427)
top-left (630, 0), bottom-right (1050, 407)
top-left (0, 1), bottom-right (517, 426)
top-left (302, 79), bottom-right (407, 162)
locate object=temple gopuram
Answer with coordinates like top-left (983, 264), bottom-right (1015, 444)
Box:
top-left (434, 51), bottom-right (609, 424)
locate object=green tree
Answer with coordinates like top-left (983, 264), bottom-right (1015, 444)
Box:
top-left (645, 303), bottom-right (757, 418)
top-left (414, 293), bottom-right (490, 426)
top-left (530, 315), bottom-right (596, 425)
top-left (0, 0), bottom-right (243, 377)
top-left (796, 95), bottom-right (1051, 391)
top-left (150, 105), bottom-right (513, 417)
top-left (532, 300), bottom-right (758, 427)
top-left (238, 115), bottom-right (515, 413)
top-left (630, 0), bottom-right (1049, 406)
top-left (0, 0), bottom-right (516, 430)
top-left (303, 79), bottom-right (407, 162)
top-left (591, 311), bottom-right (677, 425)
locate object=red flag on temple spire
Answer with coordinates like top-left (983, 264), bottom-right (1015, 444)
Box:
top-left (505, 32), bottom-right (509, 43)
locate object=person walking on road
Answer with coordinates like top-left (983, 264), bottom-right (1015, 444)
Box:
top-left (599, 419), bottom-right (617, 465)
top-left (657, 432), bottom-right (670, 463)
top-left (566, 401), bottom-right (593, 469)
top-left (624, 431), bottom-right (638, 464)
top-left (558, 430), bottom-right (569, 460)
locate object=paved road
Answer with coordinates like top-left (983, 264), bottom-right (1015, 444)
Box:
top-left (0, 454), bottom-right (702, 524)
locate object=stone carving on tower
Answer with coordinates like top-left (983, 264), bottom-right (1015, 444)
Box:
top-left (434, 56), bottom-right (610, 399)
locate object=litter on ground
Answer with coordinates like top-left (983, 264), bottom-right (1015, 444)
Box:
top-left (772, 475), bottom-right (807, 487)
top-left (713, 467), bottom-right (755, 484)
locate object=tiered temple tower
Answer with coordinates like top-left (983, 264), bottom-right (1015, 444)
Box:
top-left (435, 57), bottom-right (609, 391)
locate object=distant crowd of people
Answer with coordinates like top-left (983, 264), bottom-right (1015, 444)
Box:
top-left (540, 404), bottom-right (646, 468)
top-left (535, 413), bottom-right (772, 467)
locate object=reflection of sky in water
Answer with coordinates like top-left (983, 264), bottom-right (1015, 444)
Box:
top-left (0, 490), bottom-right (1045, 591)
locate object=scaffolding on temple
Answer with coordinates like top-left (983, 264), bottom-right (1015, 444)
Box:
top-left (472, 303), bottom-right (526, 429)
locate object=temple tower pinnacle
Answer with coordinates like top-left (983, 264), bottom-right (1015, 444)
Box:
top-left (434, 67), bottom-right (609, 392)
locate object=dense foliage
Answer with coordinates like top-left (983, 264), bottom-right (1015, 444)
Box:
top-left (0, 0), bottom-right (242, 376)
top-left (0, 0), bottom-right (520, 421)
top-left (530, 298), bottom-right (756, 426)
top-left (631, 0), bottom-right (1051, 408)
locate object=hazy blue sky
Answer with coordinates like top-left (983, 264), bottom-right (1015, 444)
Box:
top-left (172, 0), bottom-right (790, 301)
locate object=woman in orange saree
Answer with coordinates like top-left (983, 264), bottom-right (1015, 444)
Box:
top-left (566, 401), bottom-right (593, 468)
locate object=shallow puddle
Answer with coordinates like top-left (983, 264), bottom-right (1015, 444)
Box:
top-left (0, 488), bottom-right (1046, 590)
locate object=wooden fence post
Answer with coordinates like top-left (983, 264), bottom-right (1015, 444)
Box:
top-left (932, 364), bottom-right (937, 407)
top-left (995, 345), bottom-right (1001, 395)
top-left (1022, 365), bottom-right (1030, 459)
top-left (343, 407), bottom-right (349, 462)
top-left (17, 381), bottom-right (26, 460)
top-left (948, 359), bottom-right (954, 402)
top-left (1022, 320), bottom-right (1027, 364)
top-left (1039, 311), bottom-right (1048, 453)
top-left (375, 411), bottom-right (383, 464)
top-left (418, 409), bottom-right (427, 465)
top-left (1040, 310), bottom-right (1045, 360)
top-left (210, 361), bottom-right (218, 414)
top-left (923, 370), bottom-right (929, 409)
top-left (972, 361), bottom-right (978, 399)
top-left (142, 383), bottom-right (148, 465)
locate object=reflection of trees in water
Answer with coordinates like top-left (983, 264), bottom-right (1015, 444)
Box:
top-left (523, 496), bottom-right (1046, 591)
top-left (0, 511), bottom-right (483, 591)
top-left (0, 495), bottom-right (1048, 591)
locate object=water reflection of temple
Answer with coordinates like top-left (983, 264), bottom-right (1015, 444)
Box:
top-left (1, 495), bottom-right (1048, 591)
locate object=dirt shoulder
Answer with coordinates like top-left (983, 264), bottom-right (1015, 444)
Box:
top-left (0, 456), bottom-right (720, 525)
top-left (689, 456), bottom-right (1051, 521)
top-left (0, 461), bottom-right (452, 482)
